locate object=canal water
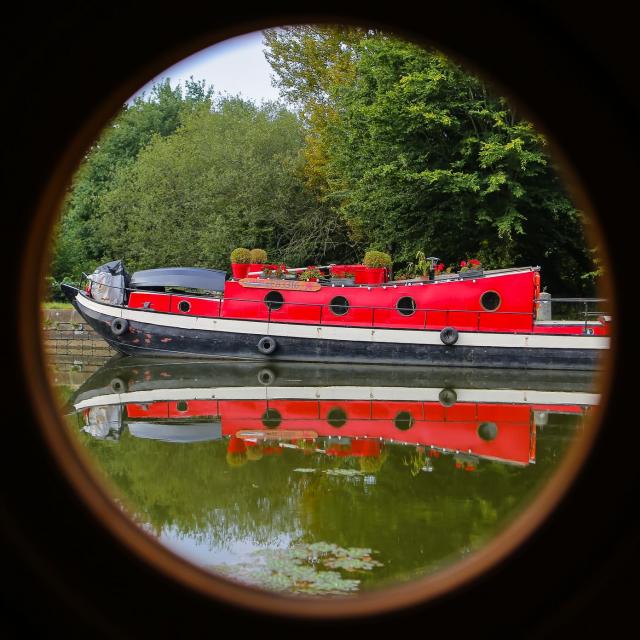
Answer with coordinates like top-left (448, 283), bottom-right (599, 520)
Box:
top-left (52, 353), bottom-right (600, 597)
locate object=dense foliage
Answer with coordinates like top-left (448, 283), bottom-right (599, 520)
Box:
top-left (265, 27), bottom-right (600, 294)
top-left (49, 28), bottom-right (601, 298)
top-left (50, 80), bottom-right (215, 288)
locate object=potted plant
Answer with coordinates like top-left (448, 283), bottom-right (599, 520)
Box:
top-left (434, 263), bottom-right (454, 279)
top-left (361, 250), bottom-right (392, 284)
top-left (274, 264), bottom-right (289, 279)
top-left (415, 251), bottom-right (432, 280)
top-left (230, 247), bottom-right (251, 279)
top-left (458, 258), bottom-right (483, 278)
top-left (299, 266), bottom-right (323, 282)
top-left (247, 248), bottom-right (268, 278)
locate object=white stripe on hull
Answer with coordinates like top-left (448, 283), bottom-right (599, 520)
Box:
top-left (74, 385), bottom-right (600, 410)
top-left (76, 293), bottom-right (610, 351)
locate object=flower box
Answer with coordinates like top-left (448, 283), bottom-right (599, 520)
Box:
top-left (246, 263), bottom-right (266, 278)
top-left (355, 267), bottom-right (387, 285)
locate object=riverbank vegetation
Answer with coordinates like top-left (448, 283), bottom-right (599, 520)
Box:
top-left (48, 27), bottom-right (601, 299)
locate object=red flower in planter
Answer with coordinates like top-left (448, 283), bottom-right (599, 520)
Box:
top-left (460, 260), bottom-right (467, 267)
top-left (470, 258), bottom-right (482, 267)
top-left (435, 263), bottom-right (445, 272)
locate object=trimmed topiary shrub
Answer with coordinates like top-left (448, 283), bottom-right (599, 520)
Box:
top-left (230, 248), bottom-right (251, 264)
top-left (363, 250), bottom-right (392, 268)
top-left (249, 248), bottom-right (268, 264)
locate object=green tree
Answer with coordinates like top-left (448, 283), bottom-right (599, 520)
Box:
top-left (97, 97), bottom-right (350, 271)
top-left (265, 30), bottom-right (598, 294)
top-left (263, 26), bottom-right (371, 194)
top-left (50, 78), bottom-right (215, 287)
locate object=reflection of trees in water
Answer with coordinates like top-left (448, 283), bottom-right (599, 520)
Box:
top-left (73, 414), bottom-right (581, 585)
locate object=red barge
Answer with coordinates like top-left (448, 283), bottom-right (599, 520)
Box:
top-left (61, 258), bottom-right (610, 370)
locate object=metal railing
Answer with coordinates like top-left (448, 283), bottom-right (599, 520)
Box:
top-left (534, 297), bottom-right (609, 333)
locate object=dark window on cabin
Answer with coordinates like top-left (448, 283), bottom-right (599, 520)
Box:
top-left (397, 296), bottom-right (417, 317)
top-left (394, 411), bottom-right (414, 431)
top-left (178, 300), bottom-right (191, 313)
top-left (480, 290), bottom-right (501, 311)
top-left (478, 422), bottom-right (498, 441)
top-left (262, 408), bottom-right (282, 429)
top-left (264, 291), bottom-right (284, 311)
top-left (327, 407), bottom-right (347, 428)
top-left (329, 296), bottom-right (349, 316)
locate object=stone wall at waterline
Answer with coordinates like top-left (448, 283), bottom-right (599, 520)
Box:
top-left (43, 308), bottom-right (115, 385)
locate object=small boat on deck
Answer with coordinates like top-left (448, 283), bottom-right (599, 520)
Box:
top-left (61, 257), bottom-right (610, 370)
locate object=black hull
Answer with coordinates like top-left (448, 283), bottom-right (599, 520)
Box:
top-left (68, 354), bottom-right (598, 410)
top-left (65, 286), bottom-right (605, 371)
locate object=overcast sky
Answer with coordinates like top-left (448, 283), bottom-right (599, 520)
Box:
top-left (130, 30), bottom-right (281, 104)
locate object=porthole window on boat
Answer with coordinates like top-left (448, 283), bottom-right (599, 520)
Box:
top-left (327, 407), bottom-right (347, 427)
top-left (329, 296), bottom-right (349, 316)
top-left (261, 408), bottom-right (282, 428)
top-left (264, 290), bottom-right (284, 311)
top-left (178, 300), bottom-right (191, 313)
top-left (480, 290), bottom-right (501, 311)
top-left (397, 296), bottom-right (417, 317)
top-left (478, 422), bottom-right (498, 441)
top-left (176, 400), bottom-right (188, 412)
top-left (394, 411), bottom-right (414, 431)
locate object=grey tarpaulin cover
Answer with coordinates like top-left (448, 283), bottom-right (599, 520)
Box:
top-left (89, 260), bottom-right (129, 305)
top-left (130, 267), bottom-right (226, 292)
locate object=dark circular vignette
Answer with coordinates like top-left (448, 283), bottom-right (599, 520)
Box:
top-left (3, 3), bottom-right (639, 637)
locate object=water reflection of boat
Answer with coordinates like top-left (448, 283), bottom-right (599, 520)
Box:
top-left (68, 356), bottom-right (598, 467)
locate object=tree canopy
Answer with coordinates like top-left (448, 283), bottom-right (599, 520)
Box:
top-left (48, 28), bottom-right (601, 298)
top-left (264, 28), bottom-right (598, 294)
top-left (98, 98), bottom-right (349, 272)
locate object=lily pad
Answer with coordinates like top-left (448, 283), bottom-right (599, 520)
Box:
top-left (211, 542), bottom-right (383, 596)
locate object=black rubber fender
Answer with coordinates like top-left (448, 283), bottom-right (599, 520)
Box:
top-left (110, 377), bottom-right (126, 393)
top-left (440, 326), bottom-right (459, 345)
top-left (257, 336), bottom-right (277, 355)
top-left (110, 318), bottom-right (129, 336)
top-left (257, 368), bottom-right (276, 386)
top-left (438, 387), bottom-right (458, 407)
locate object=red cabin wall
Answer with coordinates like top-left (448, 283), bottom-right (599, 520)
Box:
top-left (128, 292), bottom-right (221, 317)
top-left (219, 271), bottom-right (537, 333)
top-left (128, 291), bottom-right (172, 313)
top-left (125, 270), bottom-right (543, 335)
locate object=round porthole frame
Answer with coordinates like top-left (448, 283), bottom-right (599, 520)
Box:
top-left (327, 406), bottom-right (348, 428)
top-left (329, 295), bottom-right (349, 317)
top-left (261, 408), bottom-right (282, 429)
top-left (396, 296), bottom-right (417, 317)
top-left (14, 9), bottom-right (622, 630)
top-left (263, 290), bottom-right (284, 311)
top-left (479, 290), bottom-right (501, 312)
